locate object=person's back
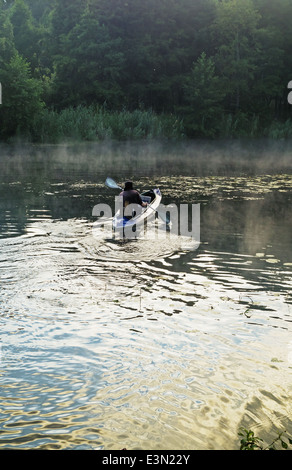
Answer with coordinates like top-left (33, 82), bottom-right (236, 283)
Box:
top-left (120, 181), bottom-right (146, 219)
top-left (120, 181), bottom-right (143, 206)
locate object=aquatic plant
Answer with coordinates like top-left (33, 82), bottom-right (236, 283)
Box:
top-left (239, 427), bottom-right (292, 450)
top-left (30, 105), bottom-right (185, 143)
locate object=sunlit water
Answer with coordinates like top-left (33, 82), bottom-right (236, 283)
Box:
top-left (0, 142), bottom-right (291, 449)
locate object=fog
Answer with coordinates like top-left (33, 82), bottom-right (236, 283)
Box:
top-left (0, 138), bottom-right (292, 182)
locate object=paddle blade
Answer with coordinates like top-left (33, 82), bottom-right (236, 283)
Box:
top-left (105, 177), bottom-right (122, 190)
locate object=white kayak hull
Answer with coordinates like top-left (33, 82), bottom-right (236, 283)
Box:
top-left (112, 188), bottom-right (162, 231)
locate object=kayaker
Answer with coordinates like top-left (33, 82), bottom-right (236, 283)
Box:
top-left (120, 181), bottom-right (147, 208)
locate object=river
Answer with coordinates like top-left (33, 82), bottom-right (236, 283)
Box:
top-left (0, 140), bottom-right (291, 449)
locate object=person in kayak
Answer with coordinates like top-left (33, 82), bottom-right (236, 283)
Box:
top-left (120, 181), bottom-right (147, 219)
top-left (120, 181), bottom-right (147, 207)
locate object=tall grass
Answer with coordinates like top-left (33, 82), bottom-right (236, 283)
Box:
top-left (31, 105), bottom-right (185, 143)
top-left (27, 105), bottom-right (292, 142)
top-left (218, 112), bottom-right (260, 138)
top-left (264, 119), bottom-right (292, 139)
top-left (218, 112), bottom-right (292, 139)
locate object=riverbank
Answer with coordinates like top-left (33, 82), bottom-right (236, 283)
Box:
top-left (3, 105), bottom-right (292, 144)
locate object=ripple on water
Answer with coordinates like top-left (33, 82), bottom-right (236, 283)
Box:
top-left (0, 193), bottom-right (292, 449)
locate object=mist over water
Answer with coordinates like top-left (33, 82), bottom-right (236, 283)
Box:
top-left (0, 140), bottom-right (291, 449)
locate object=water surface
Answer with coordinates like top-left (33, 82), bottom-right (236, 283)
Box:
top-left (0, 141), bottom-right (291, 449)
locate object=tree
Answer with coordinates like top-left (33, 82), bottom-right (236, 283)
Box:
top-left (51, 4), bottom-right (125, 108)
top-left (212, 0), bottom-right (261, 113)
top-left (25, 0), bottom-right (55, 23)
top-left (253, 0), bottom-right (292, 120)
top-left (182, 52), bottom-right (226, 137)
top-left (0, 52), bottom-right (44, 138)
top-left (0, 7), bottom-right (15, 65)
top-left (51, 0), bottom-right (86, 36)
top-left (95, 0), bottom-right (217, 111)
top-left (9, 0), bottom-right (42, 74)
top-left (0, 0), bottom-right (291, 139)
top-left (249, 26), bottom-right (284, 120)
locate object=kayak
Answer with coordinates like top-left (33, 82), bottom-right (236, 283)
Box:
top-left (112, 188), bottom-right (162, 232)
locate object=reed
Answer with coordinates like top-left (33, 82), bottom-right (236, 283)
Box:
top-left (31, 105), bottom-right (185, 143)
top-left (217, 112), bottom-right (292, 139)
top-left (264, 119), bottom-right (292, 139)
top-left (23, 105), bottom-right (292, 142)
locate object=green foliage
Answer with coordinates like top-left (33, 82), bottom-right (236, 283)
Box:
top-left (239, 428), bottom-right (292, 450)
top-left (30, 105), bottom-right (184, 143)
top-left (264, 119), bottom-right (292, 139)
top-left (52, 5), bottom-right (125, 109)
top-left (0, 8), bottom-right (16, 64)
top-left (0, 52), bottom-right (44, 138)
top-left (9, 0), bottom-right (39, 71)
top-left (0, 0), bottom-right (292, 141)
top-left (182, 52), bottom-right (226, 137)
top-left (239, 428), bottom-right (264, 450)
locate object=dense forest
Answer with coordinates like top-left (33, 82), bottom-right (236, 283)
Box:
top-left (0, 0), bottom-right (292, 142)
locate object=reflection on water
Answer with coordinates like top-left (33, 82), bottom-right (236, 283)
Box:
top-left (0, 142), bottom-right (291, 449)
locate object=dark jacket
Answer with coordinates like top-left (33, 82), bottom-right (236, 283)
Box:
top-left (120, 189), bottom-right (143, 208)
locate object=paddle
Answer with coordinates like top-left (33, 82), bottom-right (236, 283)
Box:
top-left (105, 177), bottom-right (122, 190)
top-left (105, 177), bottom-right (170, 224)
